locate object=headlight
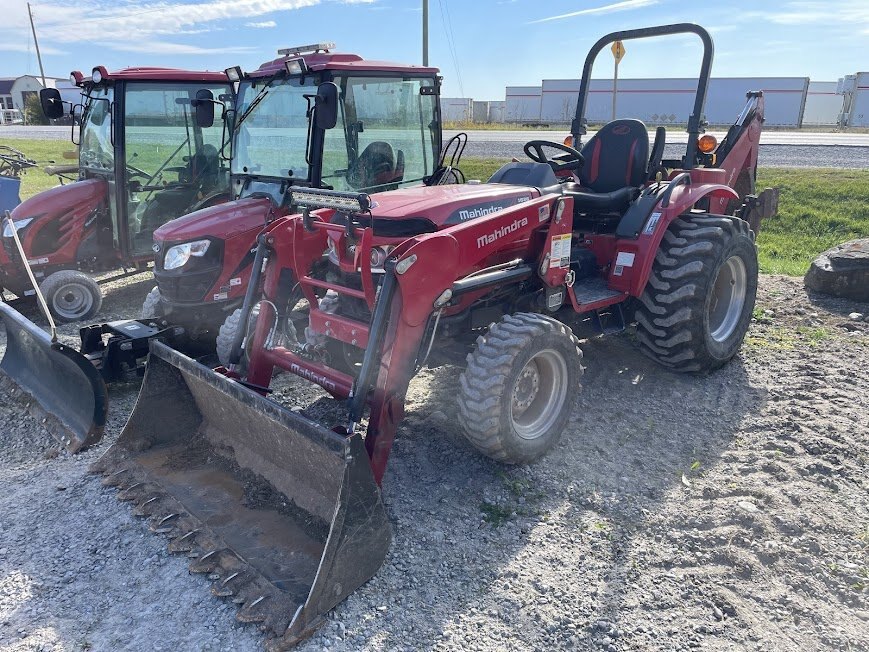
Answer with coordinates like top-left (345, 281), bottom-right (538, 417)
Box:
top-left (163, 239), bottom-right (210, 270)
top-left (369, 245), bottom-right (395, 273)
top-left (2, 218), bottom-right (33, 238)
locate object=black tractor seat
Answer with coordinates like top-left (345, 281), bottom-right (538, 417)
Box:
top-left (569, 118), bottom-right (650, 214)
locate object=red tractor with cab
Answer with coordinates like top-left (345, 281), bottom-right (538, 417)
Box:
top-left (0, 67), bottom-right (232, 322)
top-left (142, 43), bottom-right (463, 364)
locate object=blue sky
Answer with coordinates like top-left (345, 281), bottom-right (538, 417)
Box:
top-left (2, 0), bottom-right (867, 100)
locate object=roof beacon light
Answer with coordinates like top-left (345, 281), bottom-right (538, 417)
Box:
top-left (277, 42), bottom-right (335, 57)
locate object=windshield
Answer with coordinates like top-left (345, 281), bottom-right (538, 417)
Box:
top-left (232, 77), bottom-right (314, 180)
top-left (323, 75), bottom-right (439, 192)
top-left (231, 73), bottom-right (440, 194)
top-left (123, 82), bottom-right (231, 256)
top-left (80, 85), bottom-right (114, 171)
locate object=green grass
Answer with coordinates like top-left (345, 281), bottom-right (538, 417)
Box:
top-left (755, 168), bottom-right (869, 275)
top-left (4, 138), bottom-right (78, 198)
top-left (8, 137), bottom-right (868, 278)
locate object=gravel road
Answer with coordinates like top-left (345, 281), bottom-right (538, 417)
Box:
top-left (1, 272), bottom-right (868, 652)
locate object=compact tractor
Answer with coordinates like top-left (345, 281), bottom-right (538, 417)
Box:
top-left (142, 43), bottom-right (463, 365)
top-left (3, 24), bottom-right (778, 650)
top-left (0, 67), bottom-right (232, 322)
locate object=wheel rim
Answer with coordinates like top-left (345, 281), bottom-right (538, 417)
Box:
top-left (708, 255), bottom-right (747, 343)
top-left (52, 283), bottom-right (93, 320)
top-left (510, 349), bottom-right (569, 441)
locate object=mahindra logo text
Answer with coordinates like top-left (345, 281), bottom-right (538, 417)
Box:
top-left (290, 363), bottom-right (337, 391)
top-left (459, 205), bottom-right (505, 221)
top-left (477, 217), bottom-right (528, 248)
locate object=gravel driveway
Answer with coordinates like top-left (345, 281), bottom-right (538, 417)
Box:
top-left (1, 273), bottom-right (867, 651)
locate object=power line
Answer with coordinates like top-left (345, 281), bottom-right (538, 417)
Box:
top-left (437, 0), bottom-right (464, 97)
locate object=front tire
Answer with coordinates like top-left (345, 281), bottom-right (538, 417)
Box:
top-left (635, 213), bottom-right (757, 372)
top-left (457, 312), bottom-right (583, 464)
top-left (141, 286), bottom-right (164, 320)
top-left (39, 270), bottom-right (102, 323)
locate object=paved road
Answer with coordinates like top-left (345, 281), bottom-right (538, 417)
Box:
top-left (3, 125), bottom-right (868, 168)
top-left (445, 129), bottom-right (869, 169)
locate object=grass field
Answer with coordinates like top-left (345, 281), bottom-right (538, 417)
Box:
top-left (5, 138), bottom-right (867, 277)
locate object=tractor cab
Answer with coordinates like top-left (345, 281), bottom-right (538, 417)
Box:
top-left (227, 43), bottom-right (442, 205)
top-left (69, 67), bottom-right (233, 259)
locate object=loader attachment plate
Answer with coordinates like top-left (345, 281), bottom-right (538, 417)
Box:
top-left (0, 301), bottom-right (107, 453)
top-left (91, 341), bottom-right (390, 649)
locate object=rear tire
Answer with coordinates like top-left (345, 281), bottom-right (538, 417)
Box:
top-left (457, 312), bottom-right (583, 464)
top-left (39, 270), bottom-right (102, 323)
top-left (141, 286), bottom-right (164, 319)
top-left (635, 213), bottom-right (757, 372)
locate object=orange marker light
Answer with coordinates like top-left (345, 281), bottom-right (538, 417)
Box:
top-left (698, 134), bottom-right (717, 153)
top-left (563, 135), bottom-right (574, 147)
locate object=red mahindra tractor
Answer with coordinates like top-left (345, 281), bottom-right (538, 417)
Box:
top-left (141, 44), bottom-right (464, 365)
top-left (0, 67), bottom-right (232, 322)
top-left (73, 24), bottom-right (779, 648)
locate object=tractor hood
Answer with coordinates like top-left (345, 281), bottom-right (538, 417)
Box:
top-left (10, 178), bottom-right (106, 223)
top-left (367, 184), bottom-right (538, 227)
top-left (154, 196), bottom-right (272, 244)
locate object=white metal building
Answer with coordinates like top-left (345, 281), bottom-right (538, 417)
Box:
top-left (520, 77), bottom-right (810, 126)
top-left (802, 81), bottom-right (844, 126)
top-left (440, 97), bottom-right (473, 123)
top-left (845, 72), bottom-right (869, 127)
top-left (505, 86), bottom-right (542, 123)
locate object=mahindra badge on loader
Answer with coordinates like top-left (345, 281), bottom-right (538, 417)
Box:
top-left (87, 24), bottom-right (777, 649)
top-left (143, 43), bottom-right (464, 367)
top-left (0, 66), bottom-right (232, 453)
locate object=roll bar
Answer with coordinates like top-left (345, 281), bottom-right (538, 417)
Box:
top-left (571, 23), bottom-right (714, 170)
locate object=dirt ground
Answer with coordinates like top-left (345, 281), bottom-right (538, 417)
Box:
top-left (0, 273), bottom-right (867, 652)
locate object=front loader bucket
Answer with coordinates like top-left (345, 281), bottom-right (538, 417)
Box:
top-left (91, 341), bottom-right (390, 650)
top-left (0, 302), bottom-right (107, 452)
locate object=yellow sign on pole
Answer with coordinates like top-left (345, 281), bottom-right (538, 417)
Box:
top-left (611, 41), bottom-right (625, 120)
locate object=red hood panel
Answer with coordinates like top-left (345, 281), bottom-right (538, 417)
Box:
top-left (10, 178), bottom-right (106, 221)
top-left (154, 197), bottom-right (273, 243)
top-left (368, 184), bottom-right (539, 226)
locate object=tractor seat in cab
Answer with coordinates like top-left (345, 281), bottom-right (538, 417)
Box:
top-left (563, 119), bottom-right (650, 213)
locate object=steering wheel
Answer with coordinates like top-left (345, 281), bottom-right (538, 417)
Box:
top-left (523, 140), bottom-right (585, 173)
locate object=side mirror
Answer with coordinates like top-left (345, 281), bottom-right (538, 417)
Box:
top-left (194, 89), bottom-right (215, 128)
top-left (315, 82), bottom-right (339, 130)
top-left (40, 88), bottom-right (65, 120)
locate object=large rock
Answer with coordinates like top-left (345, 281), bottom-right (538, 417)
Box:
top-left (804, 239), bottom-right (869, 302)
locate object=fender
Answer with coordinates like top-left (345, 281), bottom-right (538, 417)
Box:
top-left (7, 178), bottom-right (107, 270)
top-left (608, 181), bottom-right (738, 297)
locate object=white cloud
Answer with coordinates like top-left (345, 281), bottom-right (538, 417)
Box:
top-left (0, 0), bottom-right (371, 56)
top-left (529, 0), bottom-right (658, 24)
top-left (97, 40), bottom-right (257, 55)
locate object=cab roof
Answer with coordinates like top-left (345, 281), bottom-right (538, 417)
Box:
top-left (72, 67), bottom-right (229, 86)
top-left (248, 52), bottom-right (439, 79)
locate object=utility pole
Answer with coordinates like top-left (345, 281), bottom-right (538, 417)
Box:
top-left (27, 2), bottom-right (47, 87)
top-left (422, 0), bottom-right (428, 67)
